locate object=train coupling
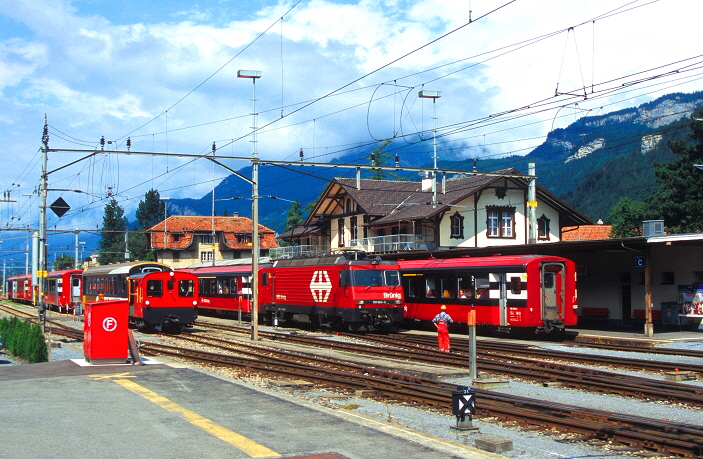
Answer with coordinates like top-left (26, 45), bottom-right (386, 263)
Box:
top-left (361, 313), bottom-right (393, 330)
top-left (160, 314), bottom-right (182, 334)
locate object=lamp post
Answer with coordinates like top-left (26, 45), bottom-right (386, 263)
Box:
top-left (418, 90), bottom-right (441, 208)
top-left (161, 197), bottom-right (170, 264)
top-left (238, 69), bottom-right (262, 341)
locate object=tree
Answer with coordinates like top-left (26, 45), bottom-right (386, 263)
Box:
top-left (285, 200), bottom-right (304, 231)
top-left (52, 253), bottom-right (75, 270)
top-left (366, 140), bottom-right (405, 180)
top-left (132, 189), bottom-right (165, 261)
top-left (646, 109), bottom-right (703, 233)
top-left (98, 198), bottom-right (128, 264)
top-left (135, 189), bottom-right (165, 230)
top-left (609, 197), bottom-right (646, 238)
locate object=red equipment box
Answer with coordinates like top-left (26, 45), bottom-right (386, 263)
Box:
top-left (83, 299), bottom-right (129, 364)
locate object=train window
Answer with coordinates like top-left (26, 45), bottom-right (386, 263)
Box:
top-left (353, 270), bottom-right (383, 287)
top-left (458, 277), bottom-right (474, 299)
top-left (510, 277), bottom-right (522, 295)
top-left (440, 278), bottom-right (456, 298)
top-left (261, 273), bottom-right (269, 287)
top-left (543, 272), bottom-right (554, 289)
top-left (167, 280), bottom-right (174, 291)
top-left (406, 276), bottom-right (424, 298)
top-left (425, 278), bottom-right (437, 298)
top-left (339, 271), bottom-right (349, 287)
top-left (475, 276), bottom-right (490, 299)
top-left (178, 280), bottom-right (194, 297)
top-left (146, 280), bottom-right (163, 297)
top-left (384, 271), bottom-right (400, 287)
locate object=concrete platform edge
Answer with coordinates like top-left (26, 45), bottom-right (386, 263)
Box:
top-left (158, 355), bottom-right (508, 459)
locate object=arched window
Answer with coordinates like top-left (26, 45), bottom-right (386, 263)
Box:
top-left (450, 212), bottom-right (464, 239)
top-left (538, 214), bottom-right (551, 240)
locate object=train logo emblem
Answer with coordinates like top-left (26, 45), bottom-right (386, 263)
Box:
top-left (102, 317), bottom-right (118, 332)
top-left (310, 270), bottom-right (332, 302)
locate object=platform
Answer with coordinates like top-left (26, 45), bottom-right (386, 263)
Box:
top-left (0, 358), bottom-right (505, 459)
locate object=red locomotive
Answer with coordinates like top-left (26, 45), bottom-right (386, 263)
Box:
top-left (81, 261), bottom-right (198, 332)
top-left (398, 255), bottom-right (578, 338)
top-left (258, 254), bottom-right (404, 331)
top-left (186, 254), bottom-right (404, 331)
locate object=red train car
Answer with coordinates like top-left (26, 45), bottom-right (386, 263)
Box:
top-left (258, 254), bottom-right (404, 331)
top-left (179, 264), bottom-right (253, 315)
top-left (398, 255), bottom-right (578, 338)
top-left (5, 273), bottom-right (33, 304)
top-left (44, 269), bottom-right (83, 313)
top-left (82, 261), bottom-right (198, 332)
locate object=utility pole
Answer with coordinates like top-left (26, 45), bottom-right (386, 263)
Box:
top-left (527, 163), bottom-right (537, 244)
top-left (74, 229), bottom-right (79, 269)
top-left (238, 69), bottom-right (262, 341)
top-left (38, 116), bottom-right (49, 328)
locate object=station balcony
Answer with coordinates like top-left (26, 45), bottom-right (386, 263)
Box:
top-left (348, 234), bottom-right (434, 254)
top-left (270, 245), bottom-right (329, 260)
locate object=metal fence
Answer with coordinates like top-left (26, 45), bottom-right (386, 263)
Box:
top-left (348, 234), bottom-right (433, 254)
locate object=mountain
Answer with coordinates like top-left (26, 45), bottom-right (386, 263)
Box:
top-left (166, 91), bottom-right (703, 232)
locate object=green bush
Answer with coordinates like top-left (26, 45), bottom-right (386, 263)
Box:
top-left (0, 316), bottom-right (48, 363)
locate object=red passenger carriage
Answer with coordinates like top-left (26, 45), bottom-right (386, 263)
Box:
top-left (179, 263), bottom-right (253, 315)
top-left (399, 255), bottom-right (577, 337)
top-left (5, 273), bottom-right (33, 304)
top-left (44, 269), bottom-right (83, 313)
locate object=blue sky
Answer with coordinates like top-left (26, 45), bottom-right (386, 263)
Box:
top-left (0, 0), bottom-right (701, 262)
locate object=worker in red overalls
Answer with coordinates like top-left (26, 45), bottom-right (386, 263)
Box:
top-left (432, 305), bottom-right (453, 353)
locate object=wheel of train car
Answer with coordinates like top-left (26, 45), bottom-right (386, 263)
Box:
top-left (545, 328), bottom-right (566, 342)
top-left (309, 314), bottom-right (321, 330)
top-left (330, 317), bottom-right (346, 332)
top-left (283, 312), bottom-right (295, 325)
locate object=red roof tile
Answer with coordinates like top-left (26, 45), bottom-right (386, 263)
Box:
top-left (147, 216), bottom-right (277, 250)
top-left (561, 225), bottom-right (612, 241)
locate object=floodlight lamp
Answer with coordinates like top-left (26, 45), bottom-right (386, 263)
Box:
top-left (418, 90), bottom-right (441, 99)
top-left (237, 70), bottom-right (262, 79)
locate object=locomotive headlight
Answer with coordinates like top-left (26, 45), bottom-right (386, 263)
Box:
top-left (170, 271), bottom-right (174, 277)
top-left (145, 300), bottom-right (150, 306)
top-left (395, 300), bottom-right (402, 305)
top-left (192, 300), bottom-right (197, 306)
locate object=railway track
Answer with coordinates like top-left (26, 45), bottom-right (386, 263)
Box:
top-left (147, 332), bottom-right (703, 458)
top-left (195, 320), bottom-right (703, 408)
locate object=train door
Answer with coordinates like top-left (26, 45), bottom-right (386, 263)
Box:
top-left (70, 275), bottom-right (81, 310)
top-left (491, 273), bottom-right (508, 327)
top-left (128, 278), bottom-right (136, 316)
top-left (541, 263), bottom-right (566, 323)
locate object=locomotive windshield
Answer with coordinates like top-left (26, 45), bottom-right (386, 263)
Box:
top-left (349, 270), bottom-right (400, 287)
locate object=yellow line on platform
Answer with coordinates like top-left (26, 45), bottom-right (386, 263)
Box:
top-left (111, 378), bottom-right (280, 458)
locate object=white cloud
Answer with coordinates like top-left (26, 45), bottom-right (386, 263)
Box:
top-left (0, 0), bottom-right (700, 236)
